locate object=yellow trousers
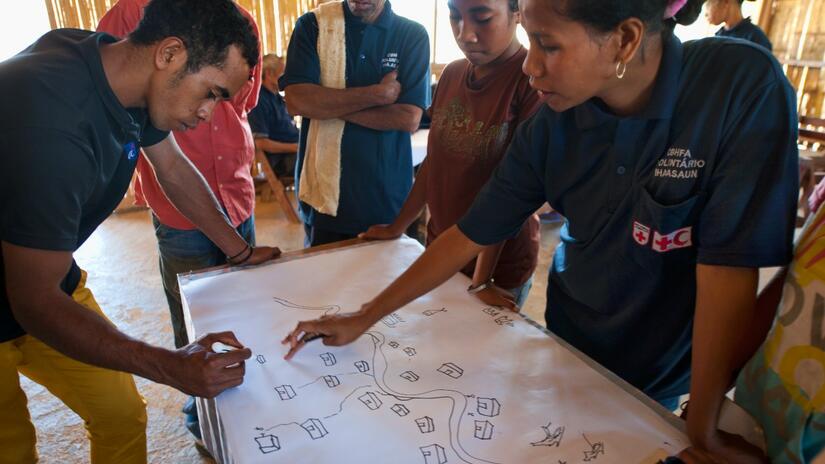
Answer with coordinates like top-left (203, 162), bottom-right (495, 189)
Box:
top-left (0, 271), bottom-right (147, 463)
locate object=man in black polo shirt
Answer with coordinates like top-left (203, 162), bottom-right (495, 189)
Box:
top-left (0, 1), bottom-right (280, 462)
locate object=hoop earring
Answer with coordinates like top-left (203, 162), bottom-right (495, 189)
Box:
top-left (615, 60), bottom-right (627, 79)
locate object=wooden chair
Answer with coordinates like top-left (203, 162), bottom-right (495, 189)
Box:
top-left (254, 148), bottom-right (301, 224)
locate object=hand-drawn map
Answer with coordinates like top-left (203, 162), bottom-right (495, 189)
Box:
top-left (180, 238), bottom-right (687, 463)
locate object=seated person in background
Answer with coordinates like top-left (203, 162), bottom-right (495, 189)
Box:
top-left (360, 0), bottom-right (541, 310)
top-left (705, 0), bottom-right (772, 51)
top-left (249, 54), bottom-right (299, 180)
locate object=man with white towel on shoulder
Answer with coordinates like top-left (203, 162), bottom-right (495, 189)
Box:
top-left (280, 0), bottom-right (431, 247)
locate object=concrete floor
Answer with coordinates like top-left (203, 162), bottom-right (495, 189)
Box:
top-left (21, 197), bottom-right (560, 463)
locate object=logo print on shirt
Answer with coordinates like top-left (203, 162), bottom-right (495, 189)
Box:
top-left (381, 52), bottom-right (399, 70)
top-left (124, 141), bottom-right (138, 161)
top-left (651, 226), bottom-right (693, 253)
top-left (633, 221), bottom-right (651, 246)
top-left (654, 147), bottom-right (705, 180)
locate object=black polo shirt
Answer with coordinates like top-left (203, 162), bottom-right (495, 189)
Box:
top-left (0, 29), bottom-right (168, 342)
top-left (716, 18), bottom-right (772, 51)
top-left (458, 35), bottom-right (798, 400)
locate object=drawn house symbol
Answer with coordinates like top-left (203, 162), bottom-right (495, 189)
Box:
top-left (354, 360), bottom-right (370, 373)
top-left (420, 444), bottom-right (448, 464)
top-left (403, 347), bottom-right (417, 357)
top-left (391, 404), bottom-right (410, 417)
top-left (474, 420), bottom-right (494, 440)
top-left (320, 352), bottom-right (337, 366)
top-left (494, 315), bottom-right (514, 327)
top-left (323, 375), bottom-right (340, 388)
top-left (381, 313), bottom-right (403, 327)
top-left (300, 418), bottom-right (329, 440)
top-left (476, 397), bottom-right (501, 417)
top-left (255, 354), bottom-right (266, 365)
top-left (483, 307), bottom-right (500, 316)
top-left (400, 370), bottom-right (420, 382)
top-left (437, 362), bottom-right (464, 379)
top-left (388, 341), bottom-right (400, 349)
top-left (255, 434), bottom-right (280, 454)
top-left (274, 385), bottom-right (296, 400)
top-left (358, 391), bottom-right (382, 410)
top-left (415, 416), bottom-right (435, 434)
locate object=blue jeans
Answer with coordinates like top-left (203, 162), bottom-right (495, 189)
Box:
top-left (153, 215), bottom-right (255, 349)
top-left (506, 276), bottom-right (533, 309)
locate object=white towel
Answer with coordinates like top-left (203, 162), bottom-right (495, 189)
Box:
top-left (299, 0), bottom-right (347, 216)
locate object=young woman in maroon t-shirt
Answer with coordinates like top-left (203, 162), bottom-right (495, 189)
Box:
top-left (360, 0), bottom-right (542, 310)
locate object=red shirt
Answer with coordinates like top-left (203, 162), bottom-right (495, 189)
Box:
top-left (97, 0), bottom-right (262, 229)
top-left (425, 48), bottom-right (542, 288)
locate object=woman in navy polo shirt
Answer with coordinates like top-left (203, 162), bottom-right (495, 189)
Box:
top-left (285, 0), bottom-right (798, 460)
top-left (706, 0), bottom-right (772, 51)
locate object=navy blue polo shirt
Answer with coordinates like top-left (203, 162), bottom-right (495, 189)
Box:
top-left (248, 86), bottom-right (299, 145)
top-left (279, 0), bottom-right (431, 234)
top-left (716, 18), bottom-right (772, 51)
top-left (458, 35), bottom-right (798, 400)
top-left (0, 29), bottom-right (168, 343)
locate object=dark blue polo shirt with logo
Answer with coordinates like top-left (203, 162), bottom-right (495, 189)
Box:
top-left (279, 0), bottom-right (431, 234)
top-left (716, 18), bottom-right (772, 51)
top-left (458, 35), bottom-right (798, 400)
top-left (0, 29), bottom-right (169, 343)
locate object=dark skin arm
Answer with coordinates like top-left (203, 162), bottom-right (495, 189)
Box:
top-left (359, 161), bottom-right (516, 311)
top-left (283, 71), bottom-right (401, 120)
top-left (683, 264), bottom-right (768, 463)
top-left (3, 242), bottom-right (251, 398)
top-left (470, 242), bottom-right (518, 312)
top-left (284, 226), bottom-right (483, 358)
top-left (359, 159), bottom-right (430, 240)
top-left (143, 134), bottom-right (279, 264)
top-left (678, 267), bottom-right (785, 463)
top-left (342, 104), bottom-right (423, 133)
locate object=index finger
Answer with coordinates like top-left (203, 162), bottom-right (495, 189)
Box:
top-left (282, 320), bottom-right (328, 360)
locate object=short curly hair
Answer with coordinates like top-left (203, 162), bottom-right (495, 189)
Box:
top-left (129, 0), bottom-right (258, 74)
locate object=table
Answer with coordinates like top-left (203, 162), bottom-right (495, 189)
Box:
top-left (181, 238), bottom-right (690, 463)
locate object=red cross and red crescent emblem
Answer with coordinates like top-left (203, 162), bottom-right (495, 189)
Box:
top-left (632, 221), bottom-right (693, 253)
top-left (633, 221), bottom-right (651, 246)
top-left (651, 226), bottom-right (693, 252)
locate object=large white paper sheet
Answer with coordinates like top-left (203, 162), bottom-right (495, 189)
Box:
top-left (180, 238), bottom-right (688, 463)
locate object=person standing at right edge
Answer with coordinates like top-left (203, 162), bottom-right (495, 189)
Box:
top-left (283, 0), bottom-right (799, 462)
top-left (706, 0), bottom-right (772, 51)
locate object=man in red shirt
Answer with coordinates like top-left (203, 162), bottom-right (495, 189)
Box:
top-left (97, 0), bottom-right (268, 447)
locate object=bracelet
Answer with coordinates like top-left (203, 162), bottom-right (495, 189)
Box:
top-left (467, 278), bottom-right (494, 295)
top-left (232, 245), bottom-right (255, 266)
top-left (226, 243), bottom-right (250, 262)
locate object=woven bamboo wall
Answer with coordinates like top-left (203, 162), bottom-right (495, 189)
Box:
top-left (44, 0), bottom-right (322, 57)
top-left (764, 0), bottom-right (825, 117)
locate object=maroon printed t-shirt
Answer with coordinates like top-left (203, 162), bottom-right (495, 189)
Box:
top-left (424, 47), bottom-right (541, 288)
